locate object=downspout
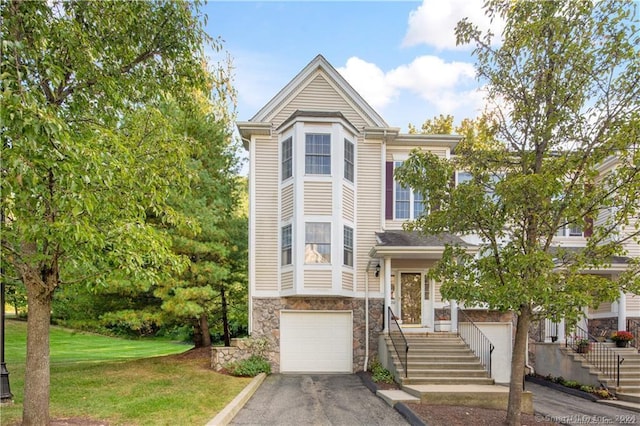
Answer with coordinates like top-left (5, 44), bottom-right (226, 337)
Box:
top-left (525, 338), bottom-right (535, 376)
top-left (364, 259), bottom-right (373, 372)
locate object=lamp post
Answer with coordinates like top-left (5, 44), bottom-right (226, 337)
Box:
top-left (1, 274), bottom-right (13, 402)
top-left (1, 206), bottom-right (12, 403)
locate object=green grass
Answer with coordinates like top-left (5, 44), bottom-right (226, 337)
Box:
top-left (1, 320), bottom-right (252, 425)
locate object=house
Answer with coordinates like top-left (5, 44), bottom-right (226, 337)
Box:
top-left (237, 54), bottom-right (639, 381)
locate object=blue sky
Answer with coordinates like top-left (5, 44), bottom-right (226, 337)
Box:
top-left (204, 0), bottom-right (504, 132)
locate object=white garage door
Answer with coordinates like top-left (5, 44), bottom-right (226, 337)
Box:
top-left (280, 311), bottom-right (352, 373)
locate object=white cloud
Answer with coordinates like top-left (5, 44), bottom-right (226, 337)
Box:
top-left (336, 57), bottom-right (398, 110)
top-left (337, 55), bottom-right (482, 119)
top-left (402, 0), bottom-right (505, 50)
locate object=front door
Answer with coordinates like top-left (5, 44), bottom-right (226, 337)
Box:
top-left (400, 272), bottom-right (422, 325)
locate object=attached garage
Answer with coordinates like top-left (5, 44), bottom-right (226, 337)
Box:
top-left (280, 310), bottom-right (353, 373)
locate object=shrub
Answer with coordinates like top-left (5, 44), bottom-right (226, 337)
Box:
top-left (225, 355), bottom-right (271, 377)
top-left (369, 359), bottom-right (395, 384)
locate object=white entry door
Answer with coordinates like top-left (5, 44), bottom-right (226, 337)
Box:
top-left (280, 311), bottom-right (352, 373)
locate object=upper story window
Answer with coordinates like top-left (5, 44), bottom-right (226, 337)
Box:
top-left (343, 226), bottom-right (353, 267)
top-left (556, 222), bottom-right (583, 237)
top-left (344, 139), bottom-right (354, 182)
top-left (394, 161), bottom-right (426, 220)
top-left (305, 134), bottom-right (331, 175)
top-left (282, 137), bottom-right (292, 181)
top-left (305, 222), bottom-right (331, 264)
top-left (281, 224), bottom-right (292, 265)
top-left (457, 171), bottom-right (473, 185)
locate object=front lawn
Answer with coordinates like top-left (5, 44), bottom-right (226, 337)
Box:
top-left (1, 320), bottom-right (251, 425)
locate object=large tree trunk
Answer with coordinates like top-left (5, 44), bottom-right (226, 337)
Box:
top-left (220, 285), bottom-right (230, 347)
top-left (193, 318), bottom-right (204, 348)
top-left (22, 270), bottom-right (55, 426)
top-left (199, 314), bottom-right (211, 347)
top-left (506, 304), bottom-right (532, 426)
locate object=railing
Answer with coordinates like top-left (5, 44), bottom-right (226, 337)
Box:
top-left (567, 325), bottom-right (624, 387)
top-left (627, 318), bottom-right (640, 352)
top-left (457, 308), bottom-right (494, 377)
top-left (387, 307), bottom-right (409, 378)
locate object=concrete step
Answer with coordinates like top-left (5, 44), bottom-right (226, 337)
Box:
top-left (400, 361), bottom-right (484, 369)
top-left (617, 386), bottom-right (640, 394)
top-left (597, 398), bottom-right (640, 414)
top-left (617, 393), bottom-right (640, 404)
top-left (403, 369), bottom-right (490, 378)
top-left (376, 389), bottom-right (420, 407)
top-left (401, 376), bottom-right (495, 386)
top-left (401, 384), bottom-right (533, 414)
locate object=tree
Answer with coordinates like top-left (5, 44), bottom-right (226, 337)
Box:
top-left (156, 93), bottom-right (245, 348)
top-left (396, 2), bottom-right (640, 425)
top-left (408, 114), bottom-right (454, 135)
top-left (1, 1), bottom-right (227, 423)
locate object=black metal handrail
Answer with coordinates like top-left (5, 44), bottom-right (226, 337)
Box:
top-left (627, 318), bottom-right (640, 352)
top-left (457, 308), bottom-right (494, 377)
top-left (567, 325), bottom-right (624, 387)
top-left (387, 307), bottom-right (409, 378)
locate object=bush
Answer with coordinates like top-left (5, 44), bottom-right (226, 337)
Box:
top-left (369, 359), bottom-right (395, 384)
top-left (225, 355), bottom-right (271, 377)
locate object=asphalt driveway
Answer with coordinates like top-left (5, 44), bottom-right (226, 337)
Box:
top-left (229, 374), bottom-right (409, 426)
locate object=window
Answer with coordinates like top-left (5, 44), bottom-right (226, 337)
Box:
top-left (394, 161), bottom-right (426, 219)
top-left (457, 171), bottom-right (473, 185)
top-left (305, 134), bottom-right (331, 175)
top-left (305, 223), bottom-right (331, 263)
top-left (281, 225), bottom-right (292, 265)
top-left (282, 137), bottom-right (292, 181)
top-left (344, 139), bottom-right (354, 182)
top-left (556, 222), bottom-right (583, 237)
top-left (343, 226), bottom-right (353, 267)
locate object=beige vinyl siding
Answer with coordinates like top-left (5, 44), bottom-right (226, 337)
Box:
top-left (434, 281), bottom-right (443, 303)
top-left (343, 185), bottom-right (354, 221)
top-left (281, 184), bottom-right (294, 221)
top-left (304, 269), bottom-right (332, 290)
top-left (281, 270), bottom-right (294, 291)
top-left (391, 259), bottom-right (437, 269)
top-left (386, 147), bottom-right (448, 162)
top-left (304, 181), bottom-right (332, 215)
top-left (356, 140), bottom-right (382, 292)
top-left (272, 73), bottom-right (369, 129)
top-left (592, 301), bottom-right (612, 315)
top-left (627, 293), bottom-right (640, 314)
top-left (623, 217), bottom-right (640, 256)
top-left (255, 139), bottom-right (279, 291)
top-left (342, 271), bottom-right (354, 292)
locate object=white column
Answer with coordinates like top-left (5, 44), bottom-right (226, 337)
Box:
top-left (384, 257), bottom-right (392, 332)
top-left (558, 318), bottom-right (566, 343)
top-left (618, 289), bottom-right (627, 331)
top-left (450, 300), bottom-right (458, 333)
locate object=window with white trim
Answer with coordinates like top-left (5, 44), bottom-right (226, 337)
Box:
top-left (305, 223), bottom-right (331, 264)
top-left (344, 139), bottom-right (354, 182)
top-left (305, 134), bottom-right (331, 175)
top-left (394, 161), bottom-right (426, 219)
top-left (343, 226), bottom-right (353, 267)
top-left (281, 225), bottom-right (292, 265)
top-left (556, 222), bottom-right (583, 237)
top-left (282, 137), bottom-right (292, 181)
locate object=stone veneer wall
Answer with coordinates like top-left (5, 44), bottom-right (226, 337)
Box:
top-left (251, 297), bottom-right (384, 373)
top-left (211, 338), bottom-right (251, 371)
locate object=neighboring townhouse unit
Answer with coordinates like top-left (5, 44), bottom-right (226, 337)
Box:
top-left (238, 54), bottom-right (639, 379)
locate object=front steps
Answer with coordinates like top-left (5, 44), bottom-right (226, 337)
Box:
top-left (386, 332), bottom-right (494, 386)
top-left (382, 332), bottom-right (533, 413)
top-left (568, 342), bottom-right (640, 408)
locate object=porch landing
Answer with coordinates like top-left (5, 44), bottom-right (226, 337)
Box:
top-left (377, 384), bottom-right (533, 413)
top-left (402, 384), bottom-right (533, 414)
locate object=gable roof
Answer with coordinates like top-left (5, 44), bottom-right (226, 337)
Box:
top-left (250, 54), bottom-right (388, 128)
